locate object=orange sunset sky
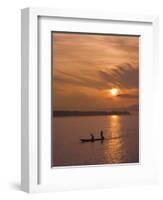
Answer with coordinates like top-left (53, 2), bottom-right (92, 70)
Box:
top-left (52, 32), bottom-right (139, 111)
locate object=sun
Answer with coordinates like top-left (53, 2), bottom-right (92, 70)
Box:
top-left (110, 88), bottom-right (119, 97)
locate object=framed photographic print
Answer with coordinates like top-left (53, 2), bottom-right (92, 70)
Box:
top-left (52, 32), bottom-right (139, 167)
top-left (21, 8), bottom-right (159, 193)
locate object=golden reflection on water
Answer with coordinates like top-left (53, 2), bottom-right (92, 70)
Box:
top-left (110, 115), bottom-right (120, 137)
top-left (105, 115), bottom-right (124, 164)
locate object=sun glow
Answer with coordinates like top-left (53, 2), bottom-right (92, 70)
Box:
top-left (110, 88), bottom-right (119, 97)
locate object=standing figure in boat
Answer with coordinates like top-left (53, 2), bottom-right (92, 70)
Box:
top-left (90, 134), bottom-right (94, 142)
top-left (100, 130), bottom-right (105, 140)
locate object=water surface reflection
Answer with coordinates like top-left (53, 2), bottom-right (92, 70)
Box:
top-left (53, 115), bottom-right (139, 166)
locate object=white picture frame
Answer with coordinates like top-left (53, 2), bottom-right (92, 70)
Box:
top-left (21, 7), bottom-right (159, 193)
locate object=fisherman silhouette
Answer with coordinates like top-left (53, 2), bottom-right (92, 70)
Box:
top-left (100, 130), bottom-right (104, 140)
top-left (90, 134), bottom-right (94, 141)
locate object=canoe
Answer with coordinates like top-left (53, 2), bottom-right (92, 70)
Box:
top-left (80, 138), bottom-right (104, 143)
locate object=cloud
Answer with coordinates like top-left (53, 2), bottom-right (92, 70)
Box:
top-left (99, 63), bottom-right (139, 89)
top-left (117, 94), bottom-right (138, 98)
top-left (54, 62), bottom-right (139, 92)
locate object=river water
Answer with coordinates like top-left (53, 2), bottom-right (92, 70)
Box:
top-left (52, 115), bottom-right (139, 167)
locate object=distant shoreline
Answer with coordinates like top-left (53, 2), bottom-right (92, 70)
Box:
top-left (53, 110), bottom-right (131, 117)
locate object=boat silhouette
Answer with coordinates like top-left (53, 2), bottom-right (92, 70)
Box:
top-left (80, 131), bottom-right (105, 143)
top-left (80, 138), bottom-right (105, 143)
